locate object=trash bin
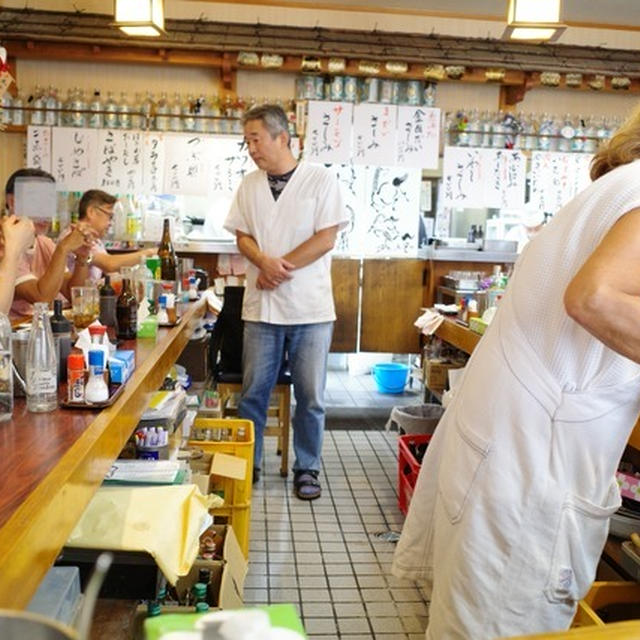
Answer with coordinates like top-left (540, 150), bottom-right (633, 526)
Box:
top-left (386, 403), bottom-right (444, 435)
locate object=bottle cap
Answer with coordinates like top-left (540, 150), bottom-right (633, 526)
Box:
top-left (158, 294), bottom-right (167, 305)
top-left (88, 325), bottom-right (107, 336)
top-left (67, 352), bottom-right (85, 370)
top-left (192, 582), bottom-right (207, 598)
top-left (147, 601), bottom-right (161, 617)
top-left (88, 349), bottom-right (104, 367)
top-left (195, 602), bottom-right (209, 613)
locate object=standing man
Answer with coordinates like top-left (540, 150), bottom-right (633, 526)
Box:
top-left (224, 104), bottom-right (348, 500)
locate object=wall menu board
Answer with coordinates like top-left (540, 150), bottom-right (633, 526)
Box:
top-left (37, 127), bottom-right (255, 197)
top-left (306, 101), bottom-right (441, 169)
top-left (324, 162), bottom-right (422, 256)
top-left (529, 151), bottom-right (593, 212)
top-left (442, 146), bottom-right (527, 209)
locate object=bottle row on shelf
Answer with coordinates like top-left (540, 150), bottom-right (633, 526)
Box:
top-left (0, 85), bottom-right (298, 134)
top-left (445, 109), bottom-right (620, 153)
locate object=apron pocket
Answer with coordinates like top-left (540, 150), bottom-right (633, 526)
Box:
top-left (545, 479), bottom-right (621, 604)
top-left (437, 417), bottom-right (491, 524)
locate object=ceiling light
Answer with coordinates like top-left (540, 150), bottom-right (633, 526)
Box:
top-left (113, 0), bottom-right (166, 37)
top-left (503, 0), bottom-right (566, 43)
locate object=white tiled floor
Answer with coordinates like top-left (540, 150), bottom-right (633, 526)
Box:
top-left (247, 369), bottom-right (429, 639)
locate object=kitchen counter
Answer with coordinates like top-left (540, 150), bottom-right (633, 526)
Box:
top-left (0, 298), bottom-right (206, 609)
top-left (422, 247), bottom-right (520, 263)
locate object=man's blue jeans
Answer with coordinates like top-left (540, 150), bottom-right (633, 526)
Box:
top-left (238, 321), bottom-right (333, 473)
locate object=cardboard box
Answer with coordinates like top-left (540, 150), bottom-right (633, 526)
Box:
top-left (423, 358), bottom-right (464, 391)
top-left (175, 524), bottom-right (246, 609)
top-left (189, 450), bottom-right (249, 505)
top-left (109, 349), bottom-right (135, 384)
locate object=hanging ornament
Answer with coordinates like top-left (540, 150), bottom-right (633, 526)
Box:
top-left (260, 54), bottom-right (283, 69)
top-left (485, 68), bottom-right (506, 82)
top-left (385, 61), bottom-right (408, 74)
top-left (444, 65), bottom-right (465, 80)
top-left (423, 65), bottom-right (445, 81)
top-left (301, 56), bottom-right (322, 72)
top-left (540, 71), bottom-right (561, 86)
top-left (0, 45), bottom-right (13, 99)
top-left (612, 76), bottom-right (631, 90)
top-left (328, 58), bottom-right (346, 73)
top-left (565, 73), bottom-right (583, 88)
top-left (237, 51), bottom-right (259, 66)
top-left (358, 60), bottom-right (380, 75)
top-left (588, 75), bottom-right (605, 91)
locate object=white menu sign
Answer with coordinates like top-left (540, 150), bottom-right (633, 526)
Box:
top-left (305, 101), bottom-right (353, 164)
top-left (51, 127), bottom-right (98, 192)
top-left (163, 133), bottom-right (210, 196)
top-left (27, 126), bottom-right (52, 173)
top-left (352, 104), bottom-right (397, 167)
top-left (396, 106), bottom-right (440, 169)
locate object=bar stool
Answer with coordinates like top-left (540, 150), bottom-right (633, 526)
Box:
top-left (210, 286), bottom-right (291, 477)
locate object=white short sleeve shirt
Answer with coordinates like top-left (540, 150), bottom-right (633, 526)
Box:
top-left (224, 162), bottom-right (348, 325)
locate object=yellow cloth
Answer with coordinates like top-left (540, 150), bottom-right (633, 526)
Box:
top-left (67, 484), bottom-right (212, 585)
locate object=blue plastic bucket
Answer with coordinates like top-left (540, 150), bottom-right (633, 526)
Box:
top-left (373, 363), bottom-right (409, 394)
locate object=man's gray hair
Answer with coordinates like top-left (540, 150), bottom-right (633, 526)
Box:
top-left (242, 104), bottom-right (290, 142)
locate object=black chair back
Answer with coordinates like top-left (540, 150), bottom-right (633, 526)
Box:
top-left (210, 286), bottom-right (245, 380)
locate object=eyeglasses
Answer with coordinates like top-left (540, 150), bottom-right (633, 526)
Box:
top-left (95, 206), bottom-right (114, 221)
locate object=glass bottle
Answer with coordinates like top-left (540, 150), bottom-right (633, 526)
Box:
top-left (537, 113), bottom-right (554, 151)
top-left (558, 113), bottom-right (574, 152)
top-left (85, 350), bottom-right (109, 403)
top-left (103, 91), bottom-right (119, 129)
top-left (467, 109), bottom-right (481, 147)
top-left (456, 110), bottom-right (469, 147)
top-left (116, 272), bottom-right (139, 340)
top-left (0, 313), bottom-right (13, 421)
top-left (1, 92), bottom-right (12, 126)
top-left (156, 294), bottom-right (169, 325)
top-left (130, 92), bottom-right (143, 130)
top-left (29, 85), bottom-right (45, 126)
top-left (194, 94), bottom-right (207, 133)
top-left (71, 87), bottom-right (87, 128)
top-left (207, 94), bottom-right (221, 134)
top-left (158, 218), bottom-right (177, 281)
top-left (50, 299), bottom-right (72, 383)
top-left (141, 91), bottom-right (155, 130)
top-left (11, 91), bottom-right (24, 126)
top-left (583, 116), bottom-right (598, 154)
top-left (44, 85), bottom-right (59, 126)
top-left (169, 92), bottom-right (182, 132)
top-left (99, 274), bottom-right (118, 328)
top-left (88, 89), bottom-right (103, 129)
top-left (26, 302), bottom-right (58, 413)
top-left (182, 93), bottom-right (196, 132)
top-left (118, 91), bottom-right (131, 129)
top-left (155, 91), bottom-right (170, 131)
top-left (491, 111), bottom-right (506, 149)
top-left (572, 116), bottom-right (585, 153)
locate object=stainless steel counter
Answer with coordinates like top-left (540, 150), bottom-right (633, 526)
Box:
top-left (422, 247), bottom-right (519, 263)
top-left (172, 240), bottom-right (239, 254)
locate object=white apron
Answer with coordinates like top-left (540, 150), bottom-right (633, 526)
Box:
top-left (392, 290), bottom-right (640, 639)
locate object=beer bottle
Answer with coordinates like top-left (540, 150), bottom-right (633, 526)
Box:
top-left (158, 218), bottom-right (177, 281)
top-left (116, 276), bottom-right (138, 340)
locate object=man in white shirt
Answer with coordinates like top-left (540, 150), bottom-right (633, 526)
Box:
top-left (224, 104), bottom-right (348, 499)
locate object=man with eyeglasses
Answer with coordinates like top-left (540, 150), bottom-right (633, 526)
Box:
top-left (63, 189), bottom-right (155, 281)
top-left (4, 168), bottom-right (95, 318)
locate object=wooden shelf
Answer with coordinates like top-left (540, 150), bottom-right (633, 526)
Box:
top-left (0, 298), bottom-right (206, 609)
top-left (434, 316), bottom-right (482, 355)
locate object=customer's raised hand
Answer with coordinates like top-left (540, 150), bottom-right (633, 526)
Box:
top-left (1, 215), bottom-right (35, 257)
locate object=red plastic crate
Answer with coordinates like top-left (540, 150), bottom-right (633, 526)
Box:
top-left (398, 433), bottom-right (432, 515)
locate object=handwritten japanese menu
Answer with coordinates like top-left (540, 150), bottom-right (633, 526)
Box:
top-left (442, 147), bottom-right (526, 209)
top-left (305, 101), bottom-right (353, 164)
top-left (27, 126), bottom-right (52, 173)
top-left (352, 104), bottom-right (397, 167)
top-left (528, 151), bottom-right (592, 212)
top-left (97, 130), bottom-right (143, 193)
top-left (396, 106), bottom-right (440, 170)
top-left (142, 132), bottom-right (165, 194)
top-left (51, 127), bottom-right (98, 192)
top-left (163, 134), bottom-right (209, 197)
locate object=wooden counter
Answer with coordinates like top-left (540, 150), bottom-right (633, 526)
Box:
top-left (0, 298), bottom-right (206, 609)
top-left (434, 316), bottom-right (482, 355)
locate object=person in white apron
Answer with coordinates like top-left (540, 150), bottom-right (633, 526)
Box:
top-left (393, 105), bottom-right (640, 639)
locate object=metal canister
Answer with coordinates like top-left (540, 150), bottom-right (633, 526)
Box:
top-left (380, 79), bottom-right (400, 104)
top-left (361, 77), bottom-right (380, 103)
top-left (300, 75), bottom-right (316, 100)
top-left (330, 75), bottom-right (344, 101)
top-left (405, 80), bottom-right (423, 106)
top-left (344, 76), bottom-right (358, 102)
top-left (314, 76), bottom-right (325, 100)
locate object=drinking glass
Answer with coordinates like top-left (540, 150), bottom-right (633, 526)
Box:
top-left (71, 286), bottom-right (99, 330)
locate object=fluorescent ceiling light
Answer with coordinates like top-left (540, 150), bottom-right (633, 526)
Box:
top-left (113, 0), bottom-right (166, 37)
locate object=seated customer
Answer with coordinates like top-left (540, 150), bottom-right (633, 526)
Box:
top-left (0, 215), bottom-right (35, 314)
top-left (5, 168), bottom-right (96, 318)
top-left (64, 190), bottom-right (156, 280)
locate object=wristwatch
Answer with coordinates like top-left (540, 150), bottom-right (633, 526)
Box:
top-left (76, 254), bottom-right (93, 266)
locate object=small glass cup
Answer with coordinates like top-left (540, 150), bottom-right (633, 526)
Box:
top-left (71, 286), bottom-right (99, 330)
